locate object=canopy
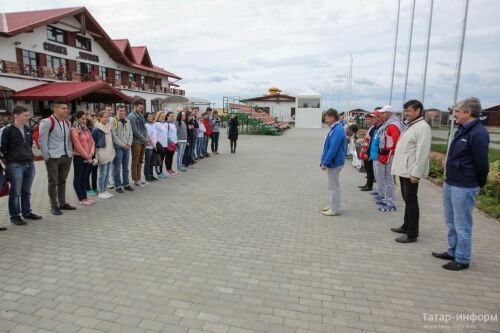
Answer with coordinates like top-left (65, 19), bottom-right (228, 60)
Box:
top-left (13, 81), bottom-right (132, 103)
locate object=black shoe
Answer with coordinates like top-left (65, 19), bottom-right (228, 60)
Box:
top-left (124, 186), bottom-right (134, 191)
top-left (360, 187), bottom-right (373, 191)
top-left (59, 203), bottom-right (76, 210)
top-left (395, 235), bottom-right (417, 243)
top-left (51, 207), bottom-right (63, 215)
top-left (150, 177), bottom-right (159, 181)
top-left (442, 261), bottom-right (469, 271)
top-left (391, 227), bottom-right (407, 234)
top-left (116, 188), bottom-right (124, 193)
top-left (23, 213), bottom-right (42, 220)
top-left (0, 226), bottom-right (7, 231)
top-left (358, 185), bottom-right (367, 188)
top-left (432, 251), bottom-right (455, 261)
top-left (10, 217), bottom-right (27, 226)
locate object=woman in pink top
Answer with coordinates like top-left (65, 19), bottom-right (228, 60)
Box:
top-left (70, 111), bottom-right (96, 205)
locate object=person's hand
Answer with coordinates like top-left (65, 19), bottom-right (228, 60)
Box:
top-left (321, 165), bottom-right (327, 171)
top-left (410, 176), bottom-right (419, 184)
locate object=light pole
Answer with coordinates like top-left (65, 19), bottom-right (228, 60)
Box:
top-left (421, 0), bottom-right (434, 104)
top-left (402, 0), bottom-right (416, 105)
top-left (389, 0), bottom-right (401, 105)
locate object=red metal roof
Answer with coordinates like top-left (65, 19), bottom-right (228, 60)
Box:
top-left (13, 81), bottom-right (132, 103)
top-left (131, 46), bottom-right (146, 64)
top-left (0, 7), bottom-right (181, 80)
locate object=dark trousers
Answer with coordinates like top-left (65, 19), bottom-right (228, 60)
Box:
top-left (45, 156), bottom-right (72, 208)
top-left (144, 149), bottom-right (154, 180)
top-left (230, 139), bottom-right (237, 152)
top-left (211, 132), bottom-right (220, 152)
top-left (85, 164), bottom-right (98, 192)
top-left (400, 177), bottom-right (420, 238)
top-left (364, 159), bottom-right (374, 188)
top-left (183, 141), bottom-right (194, 166)
top-left (155, 148), bottom-right (166, 174)
top-left (7, 162), bottom-right (35, 218)
top-left (73, 156), bottom-right (91, 201)
top-left (165, 149), bottom-right (175, 171)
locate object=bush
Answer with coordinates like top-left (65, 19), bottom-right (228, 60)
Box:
top-left (428, 157), bottom-right (444, 185)
top-left (483, 160), bottom-right (500, 200)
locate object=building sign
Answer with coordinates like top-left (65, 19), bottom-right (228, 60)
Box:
top-left (79, 51), bottom-right (99, 63)
top-left (43, 42), bottom-right (67, 55)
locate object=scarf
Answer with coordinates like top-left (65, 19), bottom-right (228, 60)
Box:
top-left (73, 120), bottom-right (89, 133)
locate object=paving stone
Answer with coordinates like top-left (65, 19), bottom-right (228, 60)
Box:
top-left (0, 129), bottom-right (499, 333)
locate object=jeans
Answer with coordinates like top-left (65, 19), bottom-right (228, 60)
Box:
top-left (211, 132), bottom-right (220, 152)
top-left (73, 156), bottom-right (91, 201)
top-left (85, 164), bottom-right (98, 192)
top-left (443, 183), bottom-right (480, 264)
top-left (204, 136), bottom-right (210, 155)
top-left (144, 148), bottom-right (154, 180)
top-left (176, 142), bottom-right (186, 170)
top-left (98, 162), bottom-right (112, 193)
top-left (113, 147), bottom-right (130, 188)
top-left (326, 166), bottom-right (342, 214)
top-left (400, 177), bottom-right (419, 238)
top-left (155, 148), bottom-right (166, 175)
top-left (7, 162), bottom-right (35, 218)
top-left (45, 156), bottom-right (72, 208)
top-left (196, 137), bottom-right (204, 157)
top-left (192, 137), bottom-right (198, 160)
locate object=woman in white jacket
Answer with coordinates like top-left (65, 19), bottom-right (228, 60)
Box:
top-left (154, 112), bottom-right (169, 179)
top-left (165, 111), bottom-right (178, 175)
top-left (390, 100), bottom-right (431, 243)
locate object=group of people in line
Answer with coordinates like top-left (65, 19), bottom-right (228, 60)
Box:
top-left (0, 100), bottom-right (240, 226)
top-left (320, 97), bottom-right (490, 271)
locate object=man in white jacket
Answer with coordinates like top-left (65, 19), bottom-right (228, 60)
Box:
top-left (391, 100), bottom-right (432, 243)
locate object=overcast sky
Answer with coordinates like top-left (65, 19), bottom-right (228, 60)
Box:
top-left (2, 0), bottom-right (499, 110)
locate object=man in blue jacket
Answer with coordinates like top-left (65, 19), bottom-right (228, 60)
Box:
top-left (321, 109), bottom-right (346, 216)
top-left (432, 97), bottom-right (490, 271)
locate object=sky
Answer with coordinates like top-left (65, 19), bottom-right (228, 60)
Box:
top-left (1, 0), bottom-right (499, 110)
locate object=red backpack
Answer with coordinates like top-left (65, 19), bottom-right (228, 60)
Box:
top-left (33, 116), bottom-right (70, 149)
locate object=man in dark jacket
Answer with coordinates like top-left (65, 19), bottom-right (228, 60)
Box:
top-left (432, 97), bottom-right (490, 271)
top-left (0, 105), bottom-right (42, 226)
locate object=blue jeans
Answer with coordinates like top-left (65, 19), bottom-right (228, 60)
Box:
top-left (7, 162), bottom-right (35, 218)
top-left (176, 142), bottom-right (186, 170)
top-left (113, 147), bottom-right (130, 188)
top-left (443, 183), bottom-right (480, 264)
top-left (98, 162), bottom-right (112, 193)
top-left (73, 156), bottom-right (91, 201)
top-left (204, 136), bottom-right (209, 155)
top-left (144, 148), bottom-right (154, 180)
top-left (196, 137), bottom-right (204, 157)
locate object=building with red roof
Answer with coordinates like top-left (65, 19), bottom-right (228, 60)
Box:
top-left (0, 6), bottom-right (184, 117)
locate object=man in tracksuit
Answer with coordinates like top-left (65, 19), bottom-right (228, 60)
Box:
top-left (0, 105), bottom-right (43, 226)
top-left (321, 108), bottom-right (346, 216)
top-left (432, 97), bottom-right (489, 271)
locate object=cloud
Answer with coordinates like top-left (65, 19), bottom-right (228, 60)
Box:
top-left (2, 0), bottom-right (499, 109)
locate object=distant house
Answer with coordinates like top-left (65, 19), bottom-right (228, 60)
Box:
top-left (242, 88), bottom-right (296, 121)
top-left (482, 105), bottom-right (500, 127)
top-left (424, 108), bottom-right (449, 127)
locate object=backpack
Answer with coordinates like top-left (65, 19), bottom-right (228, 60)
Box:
top-left (33, 116), bottom-right (70, 149)
top-left (112, 117), bottom-right (118, 129)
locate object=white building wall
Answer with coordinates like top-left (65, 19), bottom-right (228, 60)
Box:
top-left (295, 108), bottom-right (323, 128)
top-left (244, 101), bottom-right (294, 121)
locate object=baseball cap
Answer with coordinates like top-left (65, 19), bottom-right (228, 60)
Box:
top-left (367, 111), bottom-right (382, 117)
top-left (379, 105), bottom-right (396, 113)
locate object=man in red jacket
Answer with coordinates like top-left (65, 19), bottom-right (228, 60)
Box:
top-left (202, 110), bottom-right (212, 157)
top-left (374, 105), bottom-right (403, 212)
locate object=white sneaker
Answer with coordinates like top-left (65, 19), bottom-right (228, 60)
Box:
top-left (322, 206), bottom-right (330, 212)
top-left (98, 192), bottom-right (111, 199)
top-left (105, 191), bottom-right (114, 198)
top-left (139, 181), bottom-right (149, 186)
top-left (322, 209), bottom-right (341, 216)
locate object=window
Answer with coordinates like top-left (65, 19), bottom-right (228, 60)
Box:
top-left (129, 73), bottom-right (135, 83)
top-left (140, 75), bottom-right (145, 86)
top-left (297, 98), bottom-right (321, 108)
top-left (22, 50), bottom-right (38, 75)
top-left (47, 55), bottom-right (68, 79)
top-left (76, 62), bottom-right (91, 74)
top-left (47, 26), bottom-right (66, 44)
top-left (75, 35), bottom-right (91, 51)
top-left (115, 70), bottom-right (121, 84)
top-left (99, 66), bottom-right (107, 81)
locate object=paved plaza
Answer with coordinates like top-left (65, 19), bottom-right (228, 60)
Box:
top-left (0, 128), bottom-right (499, 333)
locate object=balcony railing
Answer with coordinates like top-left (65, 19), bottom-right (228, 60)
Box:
top-left (1, 60), bottom-right (185, 96)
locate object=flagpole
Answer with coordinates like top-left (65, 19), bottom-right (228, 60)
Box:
top-left (389, 0), bottom-right (401, 105)
top-left (421, 0), bottom-right (434, 104)
top-left (402, 0), bottom-right (416, 105)
top-left (447, 0), bottom-right (470, 151)
top-left (346, 55), bottom-right (353, 121)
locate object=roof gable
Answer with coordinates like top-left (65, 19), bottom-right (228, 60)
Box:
top-left (131, 46), bottom-right (153, 67)
top-left (0, 7), bottom-right (82, 35)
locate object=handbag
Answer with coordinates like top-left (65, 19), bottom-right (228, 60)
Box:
top-left (0, 164), bottom-right (9, 198)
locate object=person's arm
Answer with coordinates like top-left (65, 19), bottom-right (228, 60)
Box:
top-left (410, 124), bottom-right (432, 180)
top-left (91, 128), bottom-right (99, 148)
top-left (70, 128), bottom-right (87, 159)
top-left (38, 119), bottom-right (51, 160)
top-left (0, 127), bottom-right (9, 161)
top-left (470, 130), bottom-right (490, 187)
top-left (321, 128), bottom-right (342, 167)
top-left (385, 125), bottom-right (401, 150)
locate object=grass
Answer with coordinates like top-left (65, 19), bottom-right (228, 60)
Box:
top-left (431, 143), bottom-right (500, 162)
top-left (432, 136), bottom-right (446, 142)
top-left (491, 140), bottom-right (500, 145)
top-left (477, 194), bottom-right (500, 220)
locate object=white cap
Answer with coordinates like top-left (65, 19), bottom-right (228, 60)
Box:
top-left (380, 105), bottom-right (396, 113)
